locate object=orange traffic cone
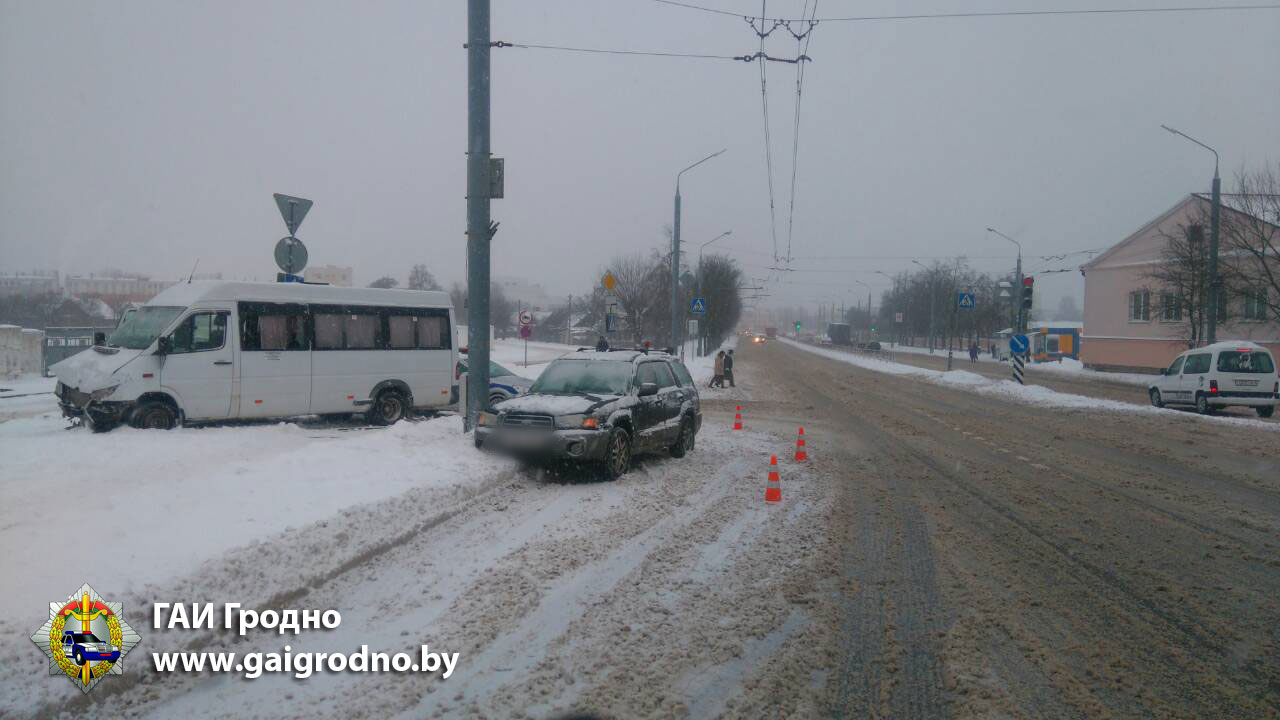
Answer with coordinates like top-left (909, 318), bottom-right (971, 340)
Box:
top-left (765, 454), bottom-right (781, 503)
top-left (733, 405), bottom-right (743, 431)
top-left (794, 426), bottom-right (808, 462)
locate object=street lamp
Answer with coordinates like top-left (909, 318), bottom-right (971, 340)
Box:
top-left (912, 259), bottom-right (937, 352)
top-left (987, 227), bottom-right (1023, 333)
top-left (672, 149), bottom-right (727, 357)
top-left (696, 230), bottom-right (732, 355)
top-left (852, 279), bottom-right (872, 340)
top-left (1161, 124), bottom-right (1221, 345)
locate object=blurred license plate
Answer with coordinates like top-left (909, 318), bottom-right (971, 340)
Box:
top-left (507, 432), bottom-right (544, 448)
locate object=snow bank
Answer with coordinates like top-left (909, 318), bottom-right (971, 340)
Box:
top-left (0, 413), bottom-right (512, 624)
top-left (781, 338), bottom-right (1279, 431)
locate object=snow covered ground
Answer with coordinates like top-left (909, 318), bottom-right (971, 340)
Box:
top-left (782, 338), bottom-right (1280, 431)
top-left (883, 342), bottom-right (1153, 386)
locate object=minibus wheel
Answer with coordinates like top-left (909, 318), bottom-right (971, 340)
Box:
top-left (369, 390), bottom-right (407, 425)
top-left (132, 401), bottom-right (177, 430)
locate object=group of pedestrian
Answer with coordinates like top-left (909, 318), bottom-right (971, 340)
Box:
top-left (709, 349), bottom-right (735, 388)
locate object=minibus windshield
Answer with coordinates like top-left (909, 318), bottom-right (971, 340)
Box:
top-left (106, 306), bottom-right (184, 349)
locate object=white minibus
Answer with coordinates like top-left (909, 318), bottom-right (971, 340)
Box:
top-left (52, 281), bottom-right (457, 429)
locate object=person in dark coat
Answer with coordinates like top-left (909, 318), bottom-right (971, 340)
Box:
top-left (596, 336), bottom-right (609, 352)
top-left (723, 349), bottom-right (736, 387)
top-left (969, 342), bottom-right (979, 363)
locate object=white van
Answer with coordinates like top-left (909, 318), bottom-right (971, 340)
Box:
top-left (52, 281), bottom-right (457, 430)
top-left (1148, 341), bottom-right (1278, 418)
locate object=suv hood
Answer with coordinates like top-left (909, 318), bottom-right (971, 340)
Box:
top-left (51, 346), bottom-right (145, 392)
top-left (496, 393), bottom-right (621, 415)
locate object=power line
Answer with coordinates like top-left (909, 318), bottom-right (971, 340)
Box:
top-left (499, 41), bottom-right (746, 60)
top-left (784, 2), bottom-right (818, 263)
top-left (753, 1), bottom-right (781, 261)
top-left (648, 0), bottom-right (1280, 23)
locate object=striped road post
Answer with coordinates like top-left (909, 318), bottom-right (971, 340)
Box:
top-left (1012, 354), bottom-right (1025, 384)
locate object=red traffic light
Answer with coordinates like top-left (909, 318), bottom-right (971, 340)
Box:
top-left (1022, 276), bottom-right (1035, 287)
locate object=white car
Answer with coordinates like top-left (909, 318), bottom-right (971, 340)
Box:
top-left (1148, 341), bottom-right (1278, 417)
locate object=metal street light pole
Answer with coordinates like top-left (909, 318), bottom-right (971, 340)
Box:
top-left (1162, 124), bottom-right (1221, 345)
top-left (696, 230), bottom-right (733, 355)
top-left (912, 260), bottom-right (936, 352)
top-left (875, 270), bottom-right (898, 346)
top-left (987, 227), bottom-right (1022, 333)
top-left (672, 149), bottom-right (727, 357)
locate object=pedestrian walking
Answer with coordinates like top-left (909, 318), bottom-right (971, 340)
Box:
top-left (969, 342), bottom-right (979, 364)
top-left (596, 336), bottom-right (609, 352)
top-left (723, 350), bottom-right (736, 387)
top-left (708, 350), bottom-right (725, 388)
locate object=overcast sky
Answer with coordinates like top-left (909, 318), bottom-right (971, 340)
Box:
top-left (2, 0), bottom-right (1278, 313)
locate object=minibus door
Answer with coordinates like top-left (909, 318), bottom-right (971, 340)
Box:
top-left (160, 311), bottom-right (233, 420)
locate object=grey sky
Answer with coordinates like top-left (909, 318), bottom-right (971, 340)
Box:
top-left (2, 0), bottom-right (1278, 313)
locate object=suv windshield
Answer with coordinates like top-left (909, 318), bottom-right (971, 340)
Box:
top-left (107, 306), bottom-right (183, 349)
top-left (1217, 351), bottom-right (1275, 374)
top-left (530, 360), bottom-right (632, 395)
top-left (71, 633), bottom-right (103, 643)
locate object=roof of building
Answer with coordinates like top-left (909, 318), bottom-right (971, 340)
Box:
top-left (1083, 193), bottom-right (1280, 273)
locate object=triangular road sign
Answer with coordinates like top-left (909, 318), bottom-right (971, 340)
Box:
top-left (273, 193), bottom-right (313, 236)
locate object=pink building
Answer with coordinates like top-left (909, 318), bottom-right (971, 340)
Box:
top-left (1081, 194), bottom-right (1280, 373)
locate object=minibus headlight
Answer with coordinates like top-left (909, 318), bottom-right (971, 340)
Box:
top-left (89, 385), bottom-right (120, 402)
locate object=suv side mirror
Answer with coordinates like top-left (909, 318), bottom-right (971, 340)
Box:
top-left (156, 336), bottom-right (172, 355)
top-left (637, 382), bottom-right (659, 397)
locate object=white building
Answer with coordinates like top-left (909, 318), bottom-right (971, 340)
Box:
top-left (306, 265), bottom-right (353, 287)
top-left (0, 273), bottom-right (60, 297)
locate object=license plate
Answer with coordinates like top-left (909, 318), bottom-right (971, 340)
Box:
top-left (506, 432), bottom-right (544, 448)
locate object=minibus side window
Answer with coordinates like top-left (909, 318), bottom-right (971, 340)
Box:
top-left (239, 302), bottom-right (308, 351)
top-left (418, 311), bottom-right (451, 349)
top-left (387, 315), bottom-right (416, 349)
top-left (310, 305), bottom-right (383, 350)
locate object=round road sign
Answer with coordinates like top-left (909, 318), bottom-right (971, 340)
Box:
top-left (518, 309), bottom-right (533, 326)
top-left (274, 236), bottom-right (309, 274)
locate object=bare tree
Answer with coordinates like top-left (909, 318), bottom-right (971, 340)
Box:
top-left (1221, 164), bottom-right (1280, 323)
top-left (407, 264), bottom-right (442, 291)
top-left (607, 251), bottom-right (667, 344)
top-left (368, 276), bottom-right (399, 289)
top-left (1146, 219), bottom-right (1213, 347)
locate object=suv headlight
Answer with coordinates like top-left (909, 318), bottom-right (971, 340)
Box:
top-left (555, 414), bottom-right (599, 429)
top-left (89, 385), bottom-right (120, 402)
top-left (476, 411), bottom-right (497, 427)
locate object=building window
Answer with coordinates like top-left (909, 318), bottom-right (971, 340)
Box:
top-left (1214, 291), bottom-right (1228, 322)
top-left (1243, 288), bottom-right (1268, 321)
top-left (1160, 293), bottom-right (1181, 322)
top-left (1128, 289), bottom-right (1151, 322)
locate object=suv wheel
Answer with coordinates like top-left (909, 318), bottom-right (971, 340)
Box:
top-left (132, 401), bottom-right (177, 430)
top-left (601, 427), bottom-right (632, 480)
top-left (369, 390), bottom-right (407, 425)
top-left (73, 648), bottom-right (85, 666)
top-left (1149, 388), bottom-right (1164, 408)
top-left (1258, 405), bottom-right (1275, 419)
top-left (669, 417), bottom-right (695, 458)
top-left (1195, 393), bottom-right (1212, 415)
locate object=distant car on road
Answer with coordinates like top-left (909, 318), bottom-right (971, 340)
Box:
top-left (1148, 341), bottom-right (1277, 417)
top-left (752, 335), bottom-right (767, 345)
top-left (475, 349), bottom-right (701, 479)
top-left (456, 353), bottom-right (533, 406)
top-left (62, 630), bottom-right (120, 666)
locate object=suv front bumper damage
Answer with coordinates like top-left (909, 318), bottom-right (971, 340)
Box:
top-left (475, 426), bottom-right (611, 461)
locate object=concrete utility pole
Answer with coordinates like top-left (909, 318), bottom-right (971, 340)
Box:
top-left (1161, 125), bottom-right (1221, 345)
top-left (464, 0), bottom-right (491, 431)
top-left (672, 149), bottom-right (726, 354)
top-left (988, 228), bottom-right (1022, 333)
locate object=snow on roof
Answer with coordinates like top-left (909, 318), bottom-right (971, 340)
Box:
top-left (144, 281), bottom-right (451, 309)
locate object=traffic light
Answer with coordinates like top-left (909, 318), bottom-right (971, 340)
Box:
top-left (1021, 276), bottom-right (1035, 311)
top-left (794, 321), bottom-right (801, 332)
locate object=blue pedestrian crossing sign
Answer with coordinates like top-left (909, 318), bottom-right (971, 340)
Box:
top-left (690, 297), bottom-right (707, 315)
top-left (956, 291), bottom-right (976, 310)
